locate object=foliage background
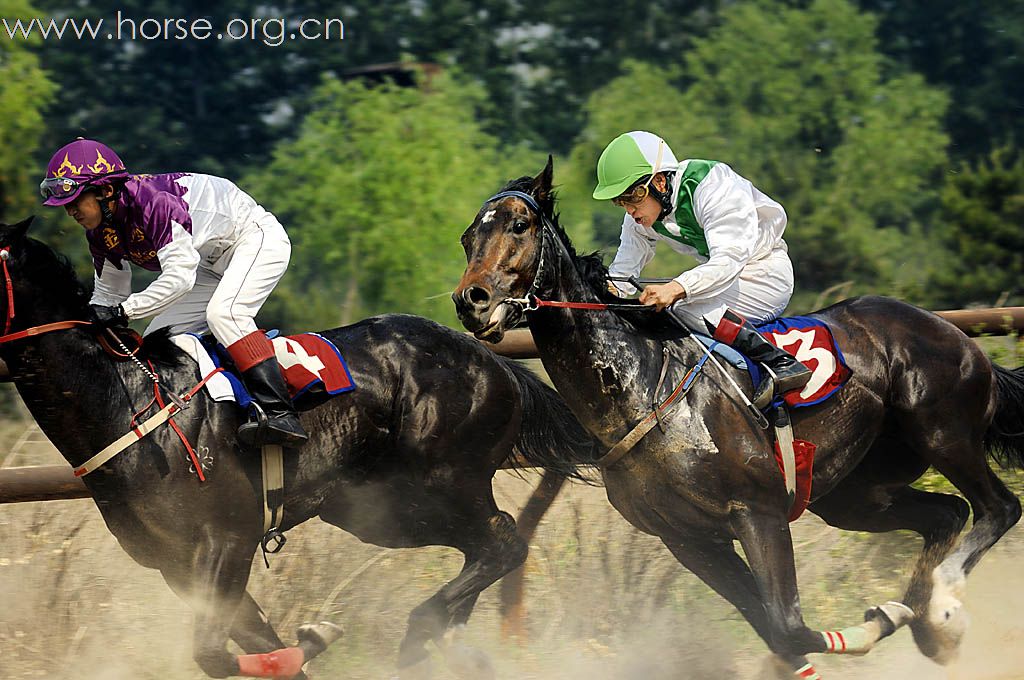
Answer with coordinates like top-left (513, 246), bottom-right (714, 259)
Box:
top-left (1, 0), bottom-right (1021, 329)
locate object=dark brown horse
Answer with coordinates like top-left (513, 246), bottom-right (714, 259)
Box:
top-left (453, 159), bottom-right (1024, 678)
top-left (0, 216), bottom-right (598, 679)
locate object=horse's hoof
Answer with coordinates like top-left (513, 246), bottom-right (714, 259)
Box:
top-left (917, 570), bottom-right (970, 664)
top-left (444, 643), bottom-right (495, 680)
top-left (864, 600), bottom-right (915, 639)
top-left (297, 620), bottom-right (344, 658)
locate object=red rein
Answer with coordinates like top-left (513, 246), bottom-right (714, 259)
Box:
top-left (1, 247), bottom-right (13, 335)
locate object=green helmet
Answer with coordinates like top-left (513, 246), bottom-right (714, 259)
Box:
top-left (593, 131), bottom-right (679, 200)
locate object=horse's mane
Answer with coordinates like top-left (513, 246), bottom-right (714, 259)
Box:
top-left (23, 237), bottom-right (185, 367)
top-left (24, 237), bottom-right (92, 309)
top-left (498, 177), bottom-right (686, 339)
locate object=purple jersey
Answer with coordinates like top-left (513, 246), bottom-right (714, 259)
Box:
top-left (87, 173), bottom-right (194, 274)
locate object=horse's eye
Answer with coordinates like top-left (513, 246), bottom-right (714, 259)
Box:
top-left (512, 220), bottom-right (529, 234)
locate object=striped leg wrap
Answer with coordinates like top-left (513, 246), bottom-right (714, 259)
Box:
top-left (795, 663), bottom-right (821, 679)
top-left (822, 629), bottom-right (847, 652)
top-left (821, 624), bottom-right (873, 653)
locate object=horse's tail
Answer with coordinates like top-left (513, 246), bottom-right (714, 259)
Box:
top-left (503, 358), bottom-right (601, 483)
top-left (986, 364), bottom-right (1024, 468)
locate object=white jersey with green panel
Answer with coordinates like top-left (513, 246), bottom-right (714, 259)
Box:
top-left (608, 159), bottom-right (790, 309)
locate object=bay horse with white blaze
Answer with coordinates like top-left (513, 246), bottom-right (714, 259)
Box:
top-left (453, 158), bottom-right (1024, 678)
top-left (0, 216), bottom-right (598, 680)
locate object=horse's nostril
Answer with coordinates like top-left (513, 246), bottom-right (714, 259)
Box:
top-left (465, 286), bottom-right (491, 307)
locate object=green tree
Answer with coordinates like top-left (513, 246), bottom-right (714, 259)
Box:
top-left (0, 0), bottom-right (55, 222)
top-left (932, 148), bottom-right (1024, 307)
top-left (857, 0), bottom-right (1024, 161)
top-left (244, 72), bottom-right (536, 331)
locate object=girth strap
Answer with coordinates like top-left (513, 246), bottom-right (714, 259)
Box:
top-left (74, 368), bottom-right (224, 476)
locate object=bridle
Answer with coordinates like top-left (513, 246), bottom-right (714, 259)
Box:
top-left (479, 190), bottom-right (650, 317)
top-left (481, 190), bottom-right (557, 307)
top-left (473, 189), bottom-right (770, 432)
top-left (0, 241), bottom-right (160, 381)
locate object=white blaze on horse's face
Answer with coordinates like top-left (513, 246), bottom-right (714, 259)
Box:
top-left (481, 209), bottom-right (496, 223)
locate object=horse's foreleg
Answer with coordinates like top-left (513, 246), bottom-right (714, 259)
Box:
top-left (660, 533), bottom-right (816, 677)
top-left (230, 590), bottom-right (290, 652)
top-left (166, 535), bottom-right (257, 678)
top-left (399, 510), bottom-right (527, 679)
top-left (727, 506), bottom-right (835, 676)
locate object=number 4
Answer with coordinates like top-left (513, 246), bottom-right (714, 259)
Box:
top-left (274, 338), bottom-right (326, 377)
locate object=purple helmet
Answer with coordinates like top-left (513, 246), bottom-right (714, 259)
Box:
top-left (40, 139), bottom-right (129, 206)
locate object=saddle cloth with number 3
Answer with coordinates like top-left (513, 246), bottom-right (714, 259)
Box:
top-left (754, 315), bottom-right (852, 408)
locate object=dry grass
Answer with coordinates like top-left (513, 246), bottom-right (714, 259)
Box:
top-left (2, 407), bottom-right (1024, 679)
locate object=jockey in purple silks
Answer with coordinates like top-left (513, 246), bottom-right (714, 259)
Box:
top-left (40, 138), bottom-right (307, 448)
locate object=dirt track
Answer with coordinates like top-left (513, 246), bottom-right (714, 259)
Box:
top-left (2, 420), bottom-right (1024, 679)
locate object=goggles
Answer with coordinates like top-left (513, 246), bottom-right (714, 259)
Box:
top-left (39, 176), bottom-right (86, 201)
top-left (611, 139), bottom-right (666, 208)
top-left (612, 180), bottom-right (653, 207)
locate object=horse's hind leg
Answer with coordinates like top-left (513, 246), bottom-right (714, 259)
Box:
top-left (399, 510), bottom-right (527, 679)
top-left (916, 456), bottom-right (1021, 663)
top-left (499, 469), bottom-right (565, 639)
top-left (810, 476), bottom-right (969, 654)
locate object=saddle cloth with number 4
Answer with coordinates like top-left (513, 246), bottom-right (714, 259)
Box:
top-left (170, 332), bottom-right (356, 411)
top-left (754, 315), bottom-right (851, 408)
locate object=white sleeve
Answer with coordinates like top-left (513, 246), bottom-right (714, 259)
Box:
top-left (90, 262), bottom-right (132, 306)
top-left (675, 168), bottom-right (758, 302)
top-left (120, 221), bottom-right (200, 319)
top-left (607, 217), bottom-right (657, 295)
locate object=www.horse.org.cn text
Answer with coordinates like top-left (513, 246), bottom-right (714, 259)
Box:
top-left (1, 12), bottom-right (345, 47)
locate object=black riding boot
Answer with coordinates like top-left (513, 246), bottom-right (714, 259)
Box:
top-left (712, 309), bottom-right (811, 410)
top-left (237, 358), bottom-right (309, 448)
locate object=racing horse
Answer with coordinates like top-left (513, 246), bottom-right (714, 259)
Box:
top-left (0, 216), bottom-right (598, 679)
top-left (453, 158), bottom-right (1024, 677)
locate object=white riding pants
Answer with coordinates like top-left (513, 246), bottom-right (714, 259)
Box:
top-left (671, 248), bottom-right (795, 333)
top-left (145, 215), bottom-right (291, 346)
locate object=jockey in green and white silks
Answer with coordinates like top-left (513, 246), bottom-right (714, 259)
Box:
top-left (594, 130), bottom-right (811, 408)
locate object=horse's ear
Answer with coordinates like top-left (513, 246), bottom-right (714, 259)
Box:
top-left (531, 156), bottom-right (555, 203)
top-left (0, 215), bottom-right (34, 244)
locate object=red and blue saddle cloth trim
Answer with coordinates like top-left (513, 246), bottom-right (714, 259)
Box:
top-left (199, 331), bottom-right (355, 411)
top-left (699, 315), bottom-right (852, 410)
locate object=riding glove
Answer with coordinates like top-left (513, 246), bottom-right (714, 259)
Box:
top-left (89, 304), bottom-right (129, 329)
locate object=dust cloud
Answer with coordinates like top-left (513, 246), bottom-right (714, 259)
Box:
top-left (2, 421), bottom-right (1023, 679)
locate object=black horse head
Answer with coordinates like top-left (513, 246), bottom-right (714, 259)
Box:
top-left (0, 215), bottom-right (91, 336)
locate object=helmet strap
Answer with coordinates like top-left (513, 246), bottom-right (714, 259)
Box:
top-left (96, 184), bottom-right (121, 226)
top-left (651, 171), bottom-right (676, 221)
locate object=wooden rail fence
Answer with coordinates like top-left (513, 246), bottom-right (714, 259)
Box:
top-left (1, 307), bottom-right (1020, 504)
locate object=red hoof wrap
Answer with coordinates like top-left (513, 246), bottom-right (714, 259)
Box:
top-left (237, 647), bottom-right (305, 678)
